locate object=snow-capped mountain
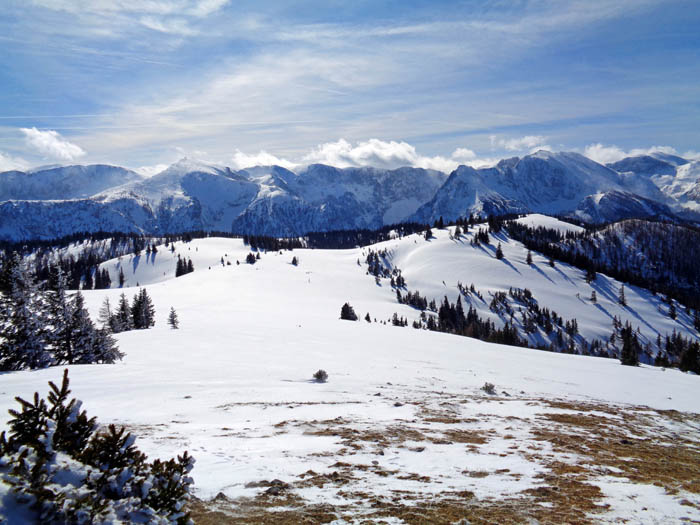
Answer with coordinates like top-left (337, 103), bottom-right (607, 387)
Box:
top-left (0, 164), bottom-right (143, 201)
top-left (606, 154), bottom-right (700, 214)
top-left (0, 151), bottom-right (698, 241)
top-left (411, 150), bottom-right (663, 223)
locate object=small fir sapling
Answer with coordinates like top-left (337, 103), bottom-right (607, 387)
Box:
top-left (168, 307), bottom-right (179, 329)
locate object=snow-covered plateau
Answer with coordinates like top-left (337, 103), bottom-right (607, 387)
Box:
top-left (1, 215), bottom-right (699, 523)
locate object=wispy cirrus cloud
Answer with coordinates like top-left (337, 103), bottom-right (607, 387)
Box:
top-left (20, 127), bottom-right (86, 161)
top-left (29, 0), bottom-right (231, 37)
top-left (2, 0), bottom-right (697, 167)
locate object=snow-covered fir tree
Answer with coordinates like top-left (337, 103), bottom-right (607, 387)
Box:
top-left (0, 256), bottom-right (52, 371)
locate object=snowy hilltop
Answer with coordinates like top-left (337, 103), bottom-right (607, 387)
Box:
top-left (1, 214), bottom-right (699, 523)
top-left (1, 151), bottom-right (700, 240)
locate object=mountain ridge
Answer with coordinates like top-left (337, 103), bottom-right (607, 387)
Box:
top-left (1, 151), bottom-right (699, 240)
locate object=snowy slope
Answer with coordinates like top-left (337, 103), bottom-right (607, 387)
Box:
top-left (2, 217), bottom-right (700, 522)
top-left (514, 213), bottom-right (584, 234)
top-left (97, 216), bottom-right (697, 359)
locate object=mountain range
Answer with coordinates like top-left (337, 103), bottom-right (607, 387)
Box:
top-left (1, 150), bottom-right (699, 241)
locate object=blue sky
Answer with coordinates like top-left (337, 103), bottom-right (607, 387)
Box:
top-left (1, 0), bottom-right (699, 173)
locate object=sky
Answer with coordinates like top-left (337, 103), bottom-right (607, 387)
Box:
top-left (1, 0), bottom-right (699, 174)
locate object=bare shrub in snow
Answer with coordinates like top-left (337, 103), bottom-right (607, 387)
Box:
top-left (313, 369), bottom-right (328, 383)
top-left (481, 382), bottom-right (496, 395)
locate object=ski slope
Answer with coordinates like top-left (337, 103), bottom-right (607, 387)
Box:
top-left (2, 215), bottom-right (699, 523)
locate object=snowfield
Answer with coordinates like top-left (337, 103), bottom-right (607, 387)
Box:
top-left (2, 216), bottom-right (699, 523)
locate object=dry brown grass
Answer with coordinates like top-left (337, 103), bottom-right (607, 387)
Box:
top-left (189, 396), bottom-right (700, 524)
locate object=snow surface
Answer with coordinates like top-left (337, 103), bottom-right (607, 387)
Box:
top-left (2, 216), bottom-right (699, 522)
top-left (514, 213), bottom-right (584, 234)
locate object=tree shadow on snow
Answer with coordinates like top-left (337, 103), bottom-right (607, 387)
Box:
top-left (530, 263), bottom-right (555, 284)
top-left (132, 254), bottom-right (141, 274)
top-left (498, 257), bottom-right (521, 275)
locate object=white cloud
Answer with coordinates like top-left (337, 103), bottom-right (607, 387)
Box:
top-left (20, 127), bottom-right (86, 161)
top-left (231, 149), bottom-right (297, 170)
top-left (583, 143), bottom-right (681, 164)
top-left (300, 139), bottom-right (487, 172)
top-left (0, 151), bottom-right (30, 172)
top-left (451, 147), bottom-right (477, 161)
top-left (490, 135), bottom-right (549, 152)
top-left (682, 150), bottom-right (700, 161)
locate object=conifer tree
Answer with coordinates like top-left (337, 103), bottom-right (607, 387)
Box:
top-left (620, 322), bottom-right (640, 366)
top-left (67, 292), bottom-right (98, 364)
top-left (131, 288), bottom-right (155, 329)
top-left (80, 269), bottom-right (92, 290)
top-left (496, 243), bottom-right (504, 260)
top-left (0, 257), bottom-right (52, 370)
top-left (168, 307), bottom-right (179, 329)
top-left (526, 250), bottom-right (533, 265)
top-left (668, 301), bottom-right (677, 320)
top-left (175, 255), bottom-right (183, 277)
top-left (98, 297), bottom-right (114, 331)
top-left (113, 293), bottom-right (133, 333)
top-left (340, 302), bottom-right (358, 321)
top-left (118, 267), bottom-right (125, 288)
top-left (590, 290), bottom-right (597, 304)
top-left (618, 284), bottom-right (627, 307)
top-left (46, 267), bottom-right (73, 361)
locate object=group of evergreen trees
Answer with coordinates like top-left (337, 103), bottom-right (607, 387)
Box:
top-left (175, 255), bottom-right (194, 277)
top-left (0, 258), bottom-right (123, 371)
top-left (503, 217), bottom-right (700, 310)
top-left (99, 288), bottom-right (156, 333)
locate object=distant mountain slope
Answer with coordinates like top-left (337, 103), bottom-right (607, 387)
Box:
top-left (410, 150), bottom-right (672, 224)
top-left (0, 151), bottom-right (698, 240)
top-left (0, 164), bottom-right (143, 201)
top-left (570, 190), bottom-right (677, 224)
